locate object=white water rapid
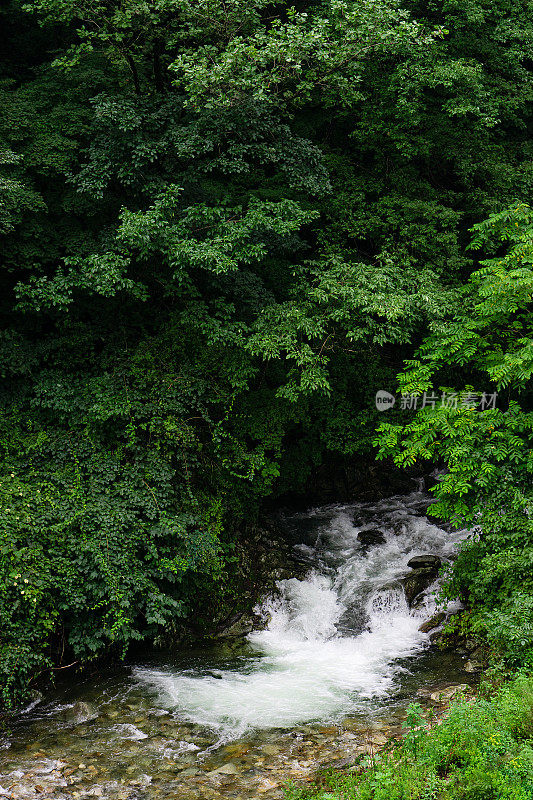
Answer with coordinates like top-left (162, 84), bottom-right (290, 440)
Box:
top-left (134, 492), bottom-right (467, 739)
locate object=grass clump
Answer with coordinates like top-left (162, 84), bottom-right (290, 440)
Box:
top-left (286, 674), bottom-right (533, 800)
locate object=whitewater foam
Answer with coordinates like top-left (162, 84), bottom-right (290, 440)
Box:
top-left (134, 493), bottom-right (467, 738)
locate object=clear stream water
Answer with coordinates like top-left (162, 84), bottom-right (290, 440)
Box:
top-left (0, 492), bottom-right (473, 800)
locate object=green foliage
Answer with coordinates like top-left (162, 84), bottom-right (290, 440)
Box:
top-left (0, 148), bottom-right (44, 235)
top-left (287, 674), bottom-right (533, 800)
top-left (376, 206), bottom-right (533, 665)
top-left (402, 702), bottom-right (427, 759)
top-left (0, 399), bottom-right (226, 706)
top-left (0, 0), bottom-right (532, 707)
top-left (171, 0), bottom-right (442, 110)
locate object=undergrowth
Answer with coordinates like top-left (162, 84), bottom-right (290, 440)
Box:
top-left (286, 674), bottom-right (533, 800)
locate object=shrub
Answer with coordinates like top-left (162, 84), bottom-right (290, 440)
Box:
top-left (286, 675), bottom-right (533, 800)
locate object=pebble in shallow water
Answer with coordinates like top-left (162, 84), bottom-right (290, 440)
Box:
top-left (3, 700), bottom-right (472, 800)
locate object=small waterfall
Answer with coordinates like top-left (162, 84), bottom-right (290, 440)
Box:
top-left (134, 492), bottom-right (467, 739)
top-left (258, 573), bottom-right (344, 641)
top-left (368, 585), bottom-right (408, 619)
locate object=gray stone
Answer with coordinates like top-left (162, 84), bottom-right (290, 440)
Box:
top-left (402, 563), bottom-right (440, 605)
top-left (407, 555), bottom-right (441, 570)
top-left (60, 701), bottom-right (99, 725)
top-left (368, 733), bottom-right (388, 746)
top-left (418, 612), bottom-right (446, 633)
top-left (357, 529), bottom-right (386, 546)
top-left (207, 763), bottom-right (238, 776)
top-left (260, 744), bottom-right (280, 756)
top-left (213, 613), bottom-right (257, 640)
top-left (429, 684), bottom-right (470, 703)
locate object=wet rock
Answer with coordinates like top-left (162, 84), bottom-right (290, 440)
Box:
top-left (429, 684), bottom-right (470, 703)
top-left (464, 660), bottom-right (483, 673)
top-left (402, 564), bottom-right (440, 606)
top-left (60, 702), bottom-right (99, 726)
top-left (174, 760), bottom-right (195, 770)
top-left (418, 612), bottom-right (446, 633)
top-left (260, 745), bottom-right (280, 756)
top-left (357, 529), bottom-right (386, 546)
top-left (24, 689), bottom-right (43, 711)
top-left (409, 593), bottom-right (430, 612)
top-left (224, 743), bottom-right (251, 757)
top-left (429, 629), bottom-right (449, 647)
top-left (212, 612), bottom-right (258, 640)
top-left (257, 778), bottom-right (279, 792)
top-left (355, 743), bottom-right (380, 755)
top-left (209, 763), bottom-right (239, 776)
top-left (368, 733), bottom-right (389, 746)
top-left (115, 723), bottom-right (148, 740)
top-left (128, 775), bottom-right (152, 787)
top-left (469, 646), bottom-right (485, 661)
top-left (407, 555), bottom-right (441, 570)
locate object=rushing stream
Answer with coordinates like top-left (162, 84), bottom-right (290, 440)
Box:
top-left (0, 492), bottom-right (473, 800)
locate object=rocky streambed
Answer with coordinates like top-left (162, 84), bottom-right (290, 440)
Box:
top-left (0, 672), bottom-right (477, 800)
top-left (0, 492), bottom-right (481, 800)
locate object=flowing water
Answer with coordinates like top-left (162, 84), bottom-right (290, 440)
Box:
top-left (0, 492), bottom-right (473, 800)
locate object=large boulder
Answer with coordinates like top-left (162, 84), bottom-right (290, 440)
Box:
top-left (407, 555), bottom-right (442, 570)
top-left (358, 528), bottom-right (386, 546)
top-left (402, 556), bottom-right (441, 605)
top-left (213, 611), bottom-right (258, 639)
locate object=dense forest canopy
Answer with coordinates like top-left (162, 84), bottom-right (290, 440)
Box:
top-left (0, 0), bottom-right (532, 707)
